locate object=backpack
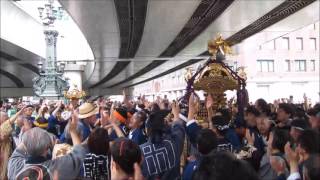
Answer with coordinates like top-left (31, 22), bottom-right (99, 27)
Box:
top-left (15, 164), bottom-right (52, 180)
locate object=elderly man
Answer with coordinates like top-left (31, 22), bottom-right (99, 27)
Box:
top-left (60, 102), bottom-right (98, 144)
top-left (7, 112), bottom-right (87, 180)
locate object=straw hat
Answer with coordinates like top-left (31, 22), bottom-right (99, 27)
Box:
top-left (78, 103), bottom-right (99, 119)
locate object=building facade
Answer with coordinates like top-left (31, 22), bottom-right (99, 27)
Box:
top-left (133, 22), bottom-right (319, 104)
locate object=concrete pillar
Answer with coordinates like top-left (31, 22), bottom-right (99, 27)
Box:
top-left (63, 64), bottom-right (84, 90)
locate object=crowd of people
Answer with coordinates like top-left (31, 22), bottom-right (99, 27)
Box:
top-left (0, 92), bottom-right (319, 180)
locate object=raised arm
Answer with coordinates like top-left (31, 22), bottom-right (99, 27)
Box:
top-left (52, 101), bottom-right (62, 118)
top-left (104, 108), bottom-right (125, 138)
top-left (123, 88), bottom-right (134, 110)
top-left (8, 106), bottom-right (26, 124)
top-left (206, 94), bottom-right (214, 123)
top-left (171, 101), bottom-right (186, 155)
top-left (186, 93), bottom-right (201, 144)
top-left (69, 111), bottom-right (81, 145)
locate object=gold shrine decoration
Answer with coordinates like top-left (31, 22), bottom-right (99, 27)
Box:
top-left (193, 63), bottom-right (238, 93)
top-left (63, 84), bottom-right (86, 99)
top-left (208, 35), bottom-right (232, 56)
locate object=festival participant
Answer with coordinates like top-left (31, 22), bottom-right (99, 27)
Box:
top-left (296, 129), bottom-right (320, 163)
top-left (211, 115), bottom-right (234, 152)
top-left (307, 104), bottom-right (320, 131)
top-left (110, 138), bottom-right (142, 180)
top-left (256, 115), bottom-right (274, 149)
top-left (186, 93), bottom-right (235, 152)
top-left (140, 100), bottom-right (185, 179)
top-left (276, 103), bottom-right (294, 130)
top-left (60, 102), bottom-right (98, 143)
top-left (271, 129), bottom-right (320, 180)
top-left (33, 105), bottom-right (49, 129)
top-left (182, 129), bottom-right (217, 180)
top-left (0, 107), bottom-right (25, 180)
top-left (109, 107), bottom-right (130, 140)
top-left (284, 143), bottom-right (320, 180)
top-left (47, 101), bottom-right (67, 137)
top-left (128, 111), bottom-right (147, 145)
top-left (82, 127), bottom-right (110, 180)
top-left (289, 119), bottom-right (310, 148)
top-left (244, 106), bottom-right (265, 154)
top-left (255, 98), bottom-right (271, 117)
top-left (260, 128), bottom-right (290, 180)
top-left (215, 107), bottom-right (241, 151)
top-left (23, 105), bottom-right (35, 125)
top-left (193, 151), bottom-right (259, 180)
top-left (7, 110), bottom-right (87, 180)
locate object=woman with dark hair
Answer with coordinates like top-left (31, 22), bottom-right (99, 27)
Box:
top-left (82, 127), bottom-right (110, 180)
top-left (255, 98), bottom-right (271, 117)
top-left (110, 138), bottom-right (142, 180)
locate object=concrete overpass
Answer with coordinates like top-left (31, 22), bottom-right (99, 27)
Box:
top-left (1, 0), bottom-right (319, 97)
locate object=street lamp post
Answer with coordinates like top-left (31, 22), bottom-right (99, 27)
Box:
top-left (33, 0), bottom-right (69, 99)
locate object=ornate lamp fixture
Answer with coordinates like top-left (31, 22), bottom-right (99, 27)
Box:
top-left (38, 0), bottom-right (64, 26)
top-left (33, 0), bottom-right (69, 99)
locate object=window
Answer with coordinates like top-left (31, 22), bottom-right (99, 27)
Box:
top-left (285, 60), bottom-right (291, 72)
top-left (257, 85), bottom-right (271, 102)
top-left (311, 60), bottom-right (315, 71)
top-left (310, 38), bottom-right (317, 50)
top-left (295, 60), bottom-right (306, 72)
top-left (264, 41), bottom-right (275, 50)
top-left (296, 37), bottom-right (303, 50)
top-left (257, 60), bottom-right (274, 72)
top-left (280, 37), bottom-right (290, 50)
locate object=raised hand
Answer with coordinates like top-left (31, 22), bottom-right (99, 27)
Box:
top-left (171, 100), bottom-right (180, 121)
top-left (206, 93), bottom-right (214, 110)
top-left (141, 95), bottom-right (146, 103)
top-left (101, 109), bottom-right (110, 127)
top-left (284, 142), bottom-right (299, 172)
top-left (57, 100), bottom-right (62, 107)
top-left (69, 110), bottom-right (81, 145)
top-left (122, 88), bottom-right (128, 97)
top-left (109, 108), bottom-right (118, 125)
top-left (69, 110), bottom-right (79, 132)
top-left (245, 129), bottom-right (255, 146)
top-left (188, 93), bottom-right (198, 120)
